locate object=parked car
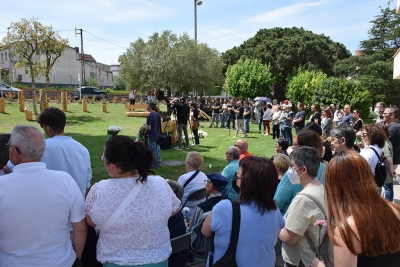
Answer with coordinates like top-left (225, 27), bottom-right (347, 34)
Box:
top-left (73, 86), bottom-right (109, 100)
top-left (0, 83), bottom-right (21, 99)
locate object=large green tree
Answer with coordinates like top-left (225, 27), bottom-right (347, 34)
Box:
top-left (286, 68), bottom-right (327, 107)
top-left (221, 27), bottom-right (351, 100)
top-left (224, 58), bottom-right (274, 98)
top-left (119, 31), bottom-right (224, 96)
top-left (312, 77), bottom-right (371, 117)
top-left (334, 1), bottom-right (400, 105)
top-left (2, 17), bottom-right (69, 114)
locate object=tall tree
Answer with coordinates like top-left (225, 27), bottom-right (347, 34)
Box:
top-left (119, 30), bottom-right (224, 96)
top-left (2, 18), bottom-right (69, 114)
top-left (225, 58), bottom-right (274, 98)
top-left (221, 27), bottom-right (351, 100)
top-left (286, 68), bottom-right (327, 107)
top-left (3, 18), bottom-right (44, 115)
top-left (334, 1), bottom-right (400, 105)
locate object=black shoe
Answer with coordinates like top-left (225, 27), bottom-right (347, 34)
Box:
top-left (209, 125), bottom-right (212, 128)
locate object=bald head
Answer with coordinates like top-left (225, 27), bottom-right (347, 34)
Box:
top-left (235, 139), bottom-right (248, 153)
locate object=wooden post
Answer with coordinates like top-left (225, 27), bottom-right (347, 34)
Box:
top-left (101, 104), bottom-right (107, 112)
top-left (24, 108), bottom-right (32, 121)
top-left (18, 91), bottom-right (24, 112)
top-left (82, 98), bottom-right (88, 112)
top-left (61, 92), bottom-right (68, 112)
top-left (39, 89), bottom-right (49, 110)
top-left (0, 98), bottom-right (5, 113)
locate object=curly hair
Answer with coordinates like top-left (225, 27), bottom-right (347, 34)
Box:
top-left (364, 124), bottom-right (385, 148)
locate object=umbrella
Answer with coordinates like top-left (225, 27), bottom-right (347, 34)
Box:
top-left (254, 97), bottom-right (270, 101)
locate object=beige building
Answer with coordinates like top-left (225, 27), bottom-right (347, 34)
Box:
top-left (0, 46), bottom-right (113, 87)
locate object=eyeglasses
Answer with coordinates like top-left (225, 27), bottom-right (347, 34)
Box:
top-left (6, 142), bottom-right (20, 154)
top-left (292, 143), bottom-right (299, 146)
top-left (289, 165), bottom-right (303, 171)
top-left (361, 133), bottom-right (368, 137)
top-left (204, 180), bottom-right (212, 185)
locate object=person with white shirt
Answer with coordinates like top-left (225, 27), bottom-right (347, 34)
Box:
top-left (0, 125), bottom-right (86, 267)
top-left (177, 152), bottom-right (207, 219)
top-left (359, 124), bottom-right (385, 176)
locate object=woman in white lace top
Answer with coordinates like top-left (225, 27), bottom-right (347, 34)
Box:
top-left (85, 136), bottom-right (181, 267)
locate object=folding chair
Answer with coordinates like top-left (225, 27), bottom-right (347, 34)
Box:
top-left (180, 188), bottom-right (207, 211)
top-left (171, 231), bottom-right (192, 254)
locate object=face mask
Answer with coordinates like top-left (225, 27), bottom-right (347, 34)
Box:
top-left (374, 107), bottom-right (380, 115)
top-left (287, 167), bottom-right (302, 184)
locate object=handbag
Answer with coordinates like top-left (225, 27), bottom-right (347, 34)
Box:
top-left (208, 200), bottom-right (241, 267)
top-left (190, 121), bottom-right (199, 131)
top-left (158, 120), bottom-right (172, 149)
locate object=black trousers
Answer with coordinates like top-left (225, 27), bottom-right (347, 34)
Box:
top-left (273, 124), bottom-right (280, 139)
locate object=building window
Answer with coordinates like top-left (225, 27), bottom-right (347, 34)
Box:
top-left (90, 72), bottom-right (97, 78)
top-left (1, 53), bottom-right (3, 64)
top-left (4, 52), bottom-right (7, 61)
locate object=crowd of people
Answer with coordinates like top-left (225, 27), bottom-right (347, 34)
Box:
top-left (0, 97), bottom-right (400, 267)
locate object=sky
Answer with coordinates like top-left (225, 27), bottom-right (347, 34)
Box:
top-left (0, 0), bottom-right (394, 65)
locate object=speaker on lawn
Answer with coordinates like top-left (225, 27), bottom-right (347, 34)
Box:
top-left (156, 90), bottom-right (164, 100)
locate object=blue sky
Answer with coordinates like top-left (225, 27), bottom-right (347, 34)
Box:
top-left (0, 0), bottom-right (392, 65)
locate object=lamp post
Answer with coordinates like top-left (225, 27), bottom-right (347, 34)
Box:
top-left (7, 27), bottom-right (13, 86)
top-left (194, 0), bottom-right (202, 41)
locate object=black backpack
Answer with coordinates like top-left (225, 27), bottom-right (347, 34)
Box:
top-left (367, 147), bottom-right (389, 187)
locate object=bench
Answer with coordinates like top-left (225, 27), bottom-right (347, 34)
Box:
top-left (125, 104), bottom-right (150, 117)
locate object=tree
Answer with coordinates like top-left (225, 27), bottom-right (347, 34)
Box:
top-left (113, 75), bottom-right (126, 91)
top-left (3, 18), bottom-right (44, 115)
top-left (221, 27), bottom-right (351, 100)
top-left (225, 58), bottom-right (274, 98)
top-left (286, 68), bottom-right (327, 107)
top-left (312, 77), bottom-right (371, 117)
top-left (334, 2), bottom-right (400, 105)
top-left (2, 18), bottom-right (69, 114)
top-left (119, 30), bottom-right (224, 96)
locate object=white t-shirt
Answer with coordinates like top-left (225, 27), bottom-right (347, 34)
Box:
top-left (85, 175), bottom-right (180, 265)
top-left (360, 144), bottom-right (382, 174)
top-left (178, 170), bottom-right (207, 218)
top-left (0, 162), bottom-right (84, 267)
top-left (263, 108), bottom-right (272, 121)
top-left (283, 184), bottom-right (327, 267)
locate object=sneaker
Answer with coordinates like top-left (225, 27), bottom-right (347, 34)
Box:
top-left (209, 125), bottom-right (213, 128)
top-left (191, 144), bottom-right (198, 146)
top-left (242, 135), bottom-right (248, 138)
top-left (185, 146), bottom-right (189, 150)
top-left (174, 146), bottom-right (182, 151)
top-left (233, 135), bottom-right (237, 138)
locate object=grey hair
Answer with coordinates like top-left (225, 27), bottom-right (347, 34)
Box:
top-left (166, 180), bottom-right (184, 201)
top-left (331, 125), bottom-right (356, 149)
top-left (289, 146), bottom-right (320, 177)
top-left (10, 125), bottom-right (45, 160)
top-left (227, 146), bottom-right (240, 160)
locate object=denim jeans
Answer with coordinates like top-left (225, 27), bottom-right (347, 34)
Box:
top-left (379, 182), bottom-right (394, 201)
top-left (221, 113), bottom-right (228, 128)
top-left (147, 139), bottom-right (160, 169)
top-left (193, 130), bottom-right (200, 145)
top-left (227, 114), bottom-right (235, 128)
top-left (244, 118), bottom-right (250, 133)
top-left (177, 123), bottom-right (189, 148)
top-left (285, 127), bottom-right (293, 145)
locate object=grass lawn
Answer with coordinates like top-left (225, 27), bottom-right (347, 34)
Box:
top-left (0, 100), bottom-right (277, 185)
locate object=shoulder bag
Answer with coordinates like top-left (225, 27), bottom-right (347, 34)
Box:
top-left (208, 200), bottom-right (241, 267)
top-left (183, 170), bottom-right (200, 188)
top-left (298, 192), bottom-right (334, 267)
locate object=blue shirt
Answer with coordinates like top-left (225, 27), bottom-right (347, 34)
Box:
top-left (42, 135), bottom-right (92, 198)
top-left (341, 112), bottom-right (354, 126)
top-left (274, 162), bottom-right (327, 215)
top-left (209, 200), bottom-right (284, 267)
top-left (146, 112), bottom-right (161, 142)
top-left (221, 159), bottom-right (239, 200)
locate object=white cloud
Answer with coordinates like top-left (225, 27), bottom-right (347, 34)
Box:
top-left (242, 1), bottom-right (327, 24)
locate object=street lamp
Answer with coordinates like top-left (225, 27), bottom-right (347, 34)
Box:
top-left (194, 0), bottom-right (202, 41)
top-left (7, 27), bottom-right (12, 86)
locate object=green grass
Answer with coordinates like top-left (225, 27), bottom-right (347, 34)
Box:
top-left (0, 100), bottom-right (277, 185)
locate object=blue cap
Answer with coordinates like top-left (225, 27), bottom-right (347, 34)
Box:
top-left (206, 173), bottom-right (228, 192)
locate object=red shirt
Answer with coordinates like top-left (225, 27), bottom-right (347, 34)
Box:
top-left (239, 151), bottom-right (252, 161)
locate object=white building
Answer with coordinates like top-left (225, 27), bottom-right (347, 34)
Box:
top-left (110, 64), bottom-right (120, 77)
top-left (0, 46), bottom-right (113, 87)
